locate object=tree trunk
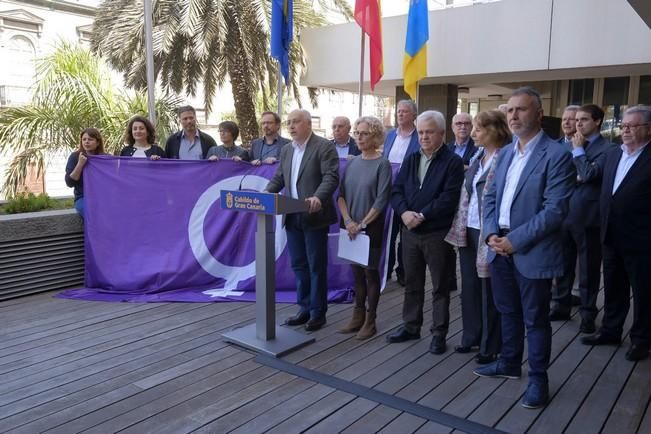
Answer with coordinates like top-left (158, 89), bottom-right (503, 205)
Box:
top-left (225, 10), bottom-right (259, 149)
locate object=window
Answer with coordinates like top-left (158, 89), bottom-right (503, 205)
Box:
top-left (638, 75), bottom-right (651, 105)
top-left (568, 79), bottom-right (594, 105)
top-left (602, 77), bottom-right (630, 144)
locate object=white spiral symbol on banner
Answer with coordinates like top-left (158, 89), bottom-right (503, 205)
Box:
top-left (188, 175), bottom-right (286, 291)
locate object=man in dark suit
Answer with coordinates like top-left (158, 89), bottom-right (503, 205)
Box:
top-left (582, 105), bottom-right (651, 362)
top-left (557, 105), bottom-right (579, 145)
top-left (383, 100), bottom-right (420, 286)
top-left (447, 112), bottom-right (477, 168)
top-left (246, 111), bottom-right (290, 165)
top-left (265, 109), bottom-right (340, 331)
top-left (331, 116), bottom-right (360, 159)
top-left (165, 106), bottom-right (217, 159)
top-left (551, 105), bottom-right (613, 334)
top-left (474, 87), bottom-right (575, 409)
top-left (385, 110), bottom-right (464, 355)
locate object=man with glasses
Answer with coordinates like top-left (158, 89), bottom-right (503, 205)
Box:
top-left (582, 105), bottom-right (651, 362)
top-left (557, 105), bottom-right (580, 145)
top-left (447, 112), bottom-right (477, 169)
top-left (551, 105), bottom-right (613, 335)
top-left (245, 111), bottom-right (290, 165)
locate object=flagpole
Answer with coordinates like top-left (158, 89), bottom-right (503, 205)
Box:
top-left (358, 28), bottom-right (365, 117)
top-left (143, 0), bottom-right (156, 124)
top-left (277, 69), bottom-right (283, 115)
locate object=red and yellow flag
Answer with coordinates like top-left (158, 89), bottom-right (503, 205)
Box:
top-left (355, 0), bottom-right (383, 90)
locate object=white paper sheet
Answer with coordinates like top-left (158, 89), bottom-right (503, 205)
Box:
top-left (337, 228), bottom-right (370, 266)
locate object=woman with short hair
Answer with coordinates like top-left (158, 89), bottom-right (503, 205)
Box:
top-left (446, 110), bottom-right (511, 363)
top-left (337, 116), bottom-right (392, 339)
top-left (120, 115), bottom-right (166, 159)
top-left (208, 120), bottom-right (248, 160)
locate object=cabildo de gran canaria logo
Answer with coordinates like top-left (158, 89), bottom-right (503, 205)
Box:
top-left (225, 191), bottom-right (234, 208)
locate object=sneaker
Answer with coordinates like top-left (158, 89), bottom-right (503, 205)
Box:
top-left (473, 360), bottom-right (521, 379)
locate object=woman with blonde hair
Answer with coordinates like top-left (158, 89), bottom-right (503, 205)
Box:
top-left (337, 115), bottom-right (392, 339)
top-left (446, 110), bottom-right (511, 363)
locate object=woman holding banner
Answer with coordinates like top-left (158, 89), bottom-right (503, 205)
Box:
top-left (337, 116), bottom-right (392, 340)
top-left (120, 116), bottom-right (166, 159)
top-left (65, 127), bottom-right (106, 218)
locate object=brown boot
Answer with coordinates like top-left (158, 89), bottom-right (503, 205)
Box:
top-left (355, 312), bottom-right (376, 340)
top-left (338, 307), bottom-right (366, 333)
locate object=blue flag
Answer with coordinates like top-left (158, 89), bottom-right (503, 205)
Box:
top-left (271, 0), bottom-right (293, 85)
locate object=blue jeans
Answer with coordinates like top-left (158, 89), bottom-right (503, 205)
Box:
top-left (490, 255), bottom-right (552, 384)
top-left (285, 215), bottom-right (329, 319)
top-left (74, 197), bottom-right (85, 219)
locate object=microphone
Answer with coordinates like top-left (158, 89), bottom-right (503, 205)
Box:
top-left (237, 173), bottom-right (259, 192)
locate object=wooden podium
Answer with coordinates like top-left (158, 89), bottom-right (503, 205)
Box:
top-left (219, 190), bottom-right (315, 357)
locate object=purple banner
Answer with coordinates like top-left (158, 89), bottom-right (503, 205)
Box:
top-left (57, 156), bottom-right (395, 303)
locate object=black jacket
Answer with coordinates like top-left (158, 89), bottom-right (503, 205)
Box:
top-left (446, 137), bottom-right (477, 166)
top-left (391, 145), bottom-right (464, 233)
top-left (120, 145), bottom-right (166, 158)
top-left (164, 130), bottom-right (217, 159)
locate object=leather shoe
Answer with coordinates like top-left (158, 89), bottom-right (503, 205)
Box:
top-left (581, 332), bottom-right (620, 346)
top-left (579, 319), bottom-right (596, 334)
top-left (625, 344), bottom-right (650, 362)
top-left (474, 360), bottom-right (521, 379)
top-left (549, 310), bottom-right (571, 321)
top-left (386, 326), bottom-right (420, 343)
top-left (284, 312), bottom-right (309, 326)
top-left (454, 345), bottom-right (472, 354)
top-left (304, 317), bottom-right (326, 331)
top-left (475, 353), bottom-right (497, 365)
top-left (521, 381), bottom-right (549, 409)
top-left (430, 335), bottom-right (447, 355)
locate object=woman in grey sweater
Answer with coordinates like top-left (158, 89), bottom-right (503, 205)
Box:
top-left (337, 116), bottom-right (393, 339)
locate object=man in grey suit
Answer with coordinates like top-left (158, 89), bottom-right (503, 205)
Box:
top-left (265, 109), bottom-right (340, 331)
top-left (474, 87), bottom-right (575, 409)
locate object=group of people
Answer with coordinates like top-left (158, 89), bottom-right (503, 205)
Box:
top-left (65, 87), bottom-right (651, 411)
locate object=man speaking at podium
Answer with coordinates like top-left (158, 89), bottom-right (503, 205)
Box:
top-left (265, 109), bottom-right (340, 331)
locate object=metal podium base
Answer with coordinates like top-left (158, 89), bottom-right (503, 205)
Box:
top-left (222, 324), bottom-right (315, 357)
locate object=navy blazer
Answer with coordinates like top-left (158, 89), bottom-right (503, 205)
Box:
top-left (164, 130), bottom-right (217, 159)
top-left (331, 137), bottom-right (361, 157)
top-left (447, 137), bottom-right (477, 166)
top-left (483, 132), bottom-right (575, 279)
top-left (566, 135), bottom-right (615, 228)
top-left (600, 144), bottom-right (651, 254)
top-left (391, 145), bottom-right (464, 234)
top-left (382, 128), bottom-right (420, 162)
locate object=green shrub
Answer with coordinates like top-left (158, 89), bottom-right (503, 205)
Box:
top-left (3, 193), bottom-right (55, 214)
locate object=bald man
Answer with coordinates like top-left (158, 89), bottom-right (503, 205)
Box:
top-left (331, 116), bottom-right (360, 159)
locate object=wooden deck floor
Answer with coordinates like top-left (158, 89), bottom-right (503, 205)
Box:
top-left (0, 280), bottom-right (649, 434)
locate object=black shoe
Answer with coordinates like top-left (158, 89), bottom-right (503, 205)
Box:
top-left (430, 335), bottom-right (447, 355)
top-left (304, 317), bottom-right (326, 331)
top-left (581, 332), bottom-right (620, 346)
top-left (285, 312), bottom-right (310, 326)
top-left (475, 353), bottom-right (497, 365)
top-left (396, 272), bottom-right (405, 286)
top-left (579, 319), bottom-right (596, 334)
top-left (549, 310), bottom-right (571, 321)
top-left (625, 344), bottom-right (650, 362)
top-left (386, 326), bottom-right (420, 343)
top-left (454, 345), bottom-right (472, 354)
top-left (571, 295), bottom-right (581, 306)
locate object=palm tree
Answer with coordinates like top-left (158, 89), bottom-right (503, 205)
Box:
top-left (0, 42), bottom-right (180, 197)
top-left (91, 0), bottom-right (352, 146)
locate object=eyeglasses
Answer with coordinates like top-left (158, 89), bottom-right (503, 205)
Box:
top-left (620, 123), bottom-right (649, 131)
top-left (454, 122), bottom-right (472, 127)
top-left (353, 131), bottom-right (371, 138)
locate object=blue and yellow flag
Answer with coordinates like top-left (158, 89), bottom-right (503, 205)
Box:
top-left (403, 0), bottom-right (429, 99)
top-left (271, 0), bottom-right (293, 85)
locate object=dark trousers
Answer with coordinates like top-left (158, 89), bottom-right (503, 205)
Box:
top-left (401, 228), bottom-right (452, 337)
top-left (459, 228), bottom-right (501, 354)
top-left (285, 215), bottom-right (328, 319)
top-left (601, 243), bottom-right (651, 345)
top-left (490, 255), bottom-right (552, 383)
top-left (553, 225), bottom-right (602, 321)
top-left (387, 214), bottom-right (404, 278)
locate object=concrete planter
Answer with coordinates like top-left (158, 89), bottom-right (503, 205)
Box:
top-left (0, 209), bottom-right (85, 300)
